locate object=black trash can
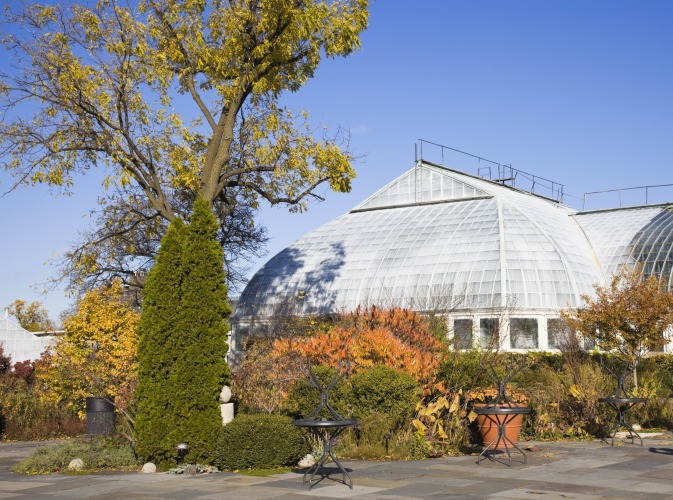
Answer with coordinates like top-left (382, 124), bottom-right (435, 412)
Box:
top-left (86, 397), bottom-right (115, 436)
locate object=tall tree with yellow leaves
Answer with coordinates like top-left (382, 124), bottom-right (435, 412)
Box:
top-left (37, 281), bottom-right (139, 434)
top-left (2, 0), bottom-right (368, 463)
top-left (0, 0), bottom-right (369, 282)
top-left (6, 300), bottom-right (54, 332)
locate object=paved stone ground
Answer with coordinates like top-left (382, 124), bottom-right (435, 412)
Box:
top-left (2, 435), bottom-right (673, 499)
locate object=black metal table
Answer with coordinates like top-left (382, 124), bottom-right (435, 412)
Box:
top-left (292, 418), bottom-right (360, 489)
top-left (474, 405), bottom-right (530, 466)
top-left (598, 397), bottom-right (647, 446)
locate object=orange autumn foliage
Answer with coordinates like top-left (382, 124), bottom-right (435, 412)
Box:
top-left (273, 306), bottom-right (444, 384)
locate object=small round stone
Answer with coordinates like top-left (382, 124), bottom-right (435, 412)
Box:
top-left (142, 462), bottom-right (157, 473)
top-left (68, 458), bottom-right (84, 471)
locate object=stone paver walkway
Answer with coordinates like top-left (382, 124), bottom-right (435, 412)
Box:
top-left (2, 434), bottom-right (673, 499)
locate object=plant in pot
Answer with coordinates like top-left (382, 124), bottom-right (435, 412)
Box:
top-left (467, 386), bottom-right (529, 449)
top-left (467, 355), bottom-right (530, 459)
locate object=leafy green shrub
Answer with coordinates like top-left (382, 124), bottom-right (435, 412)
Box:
top-left (11, 437), bottom-right (138, 474)
top-left (628, 357), bottom-right (673, 429)
top-left (282, 365), bottom-right (352, 419)
top-left (435, 350), bottom-right (487, 393)
top-left (339, 412), bottom-right (425, 460)
top-left (519, 359), bottom-right (612, 439)
top-left (214, 414), bottom-right (306, 470)
top-left (640, 355), bottom-right (673, 397)
top-left (281, 365), bottom-right (421, 461)
top-left (435, 351), bottom-right (538, 395)
top-left (350, 365), bottom-right (419, 428)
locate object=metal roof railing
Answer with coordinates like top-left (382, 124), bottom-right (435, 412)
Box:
top-left (415, 139), bottom-right (565, 203)
top-left (583, 183), bottom-right (673, 211)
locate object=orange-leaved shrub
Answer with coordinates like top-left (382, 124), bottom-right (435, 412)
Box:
top-left (274, 306), bottom-right (444, 386)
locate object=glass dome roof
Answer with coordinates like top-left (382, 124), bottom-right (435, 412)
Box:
top-left (235, 162), bottom-right (607, 321)
top-left (574, 205), bottom-right (673, 290)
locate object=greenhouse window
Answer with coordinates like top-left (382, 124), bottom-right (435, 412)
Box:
top-left (479, 318), bottom-right (499, 349)
top-left (510, 318), bottom-right (538, 349)
top-left (453, 319), bottom-right (473, 350)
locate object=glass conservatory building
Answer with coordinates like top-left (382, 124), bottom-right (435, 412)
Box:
top-left (232, 160), bottom-right (673, 354)
top-left (0, 313), bottom-right (55, 363)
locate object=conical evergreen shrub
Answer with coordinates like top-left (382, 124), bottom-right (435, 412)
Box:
top-left (135, 217), bottom-right (186, 466)
top-left (171, 197), bottom-right (230, 464)
top-left (135, 198), bottom-right (230, 467)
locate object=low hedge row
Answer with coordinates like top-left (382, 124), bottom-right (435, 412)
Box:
top-left (214, 414), bottom-right (307, 470)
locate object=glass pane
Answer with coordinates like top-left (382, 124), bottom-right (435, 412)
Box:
top-left (547, 318), bottom-right (566, 349)
top-left (479, 318), bottom-right (499, 349)
top-left (453, 319), bottom-right (473, 350)
top-left (583, 337), bottom-right (596, 351)
top-left (510, 318), bottom-right (538, 349)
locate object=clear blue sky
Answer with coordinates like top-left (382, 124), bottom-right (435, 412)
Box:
top-left (1, 0), bottom-right (672, 322)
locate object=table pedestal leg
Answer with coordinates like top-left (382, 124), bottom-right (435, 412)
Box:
top-left (302, 428), bottom-right (353, 489)
top-left (602, 403), bottom-right (643, 446)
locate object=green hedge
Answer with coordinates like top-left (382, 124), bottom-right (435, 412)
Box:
top-left (214, 414), bottom-right (306, 470)
top-left (350, 365), bottom-right (419, 427)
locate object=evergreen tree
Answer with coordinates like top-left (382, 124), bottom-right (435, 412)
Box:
top-left (135, 198), bottom-right (230, 467)
top-left (135, 217), bottom-right (187, 466)
top-left (171, 197), bottom-right (230, 464)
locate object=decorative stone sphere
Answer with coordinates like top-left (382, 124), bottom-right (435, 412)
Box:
top-left (142, 462), bottom-right (157, 473)
top-left (219, 385), bottom-right (232, 403)
top-left (68, 458), bottom-right (84, 471)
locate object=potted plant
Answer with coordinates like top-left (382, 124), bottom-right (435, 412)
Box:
top-left (467, 385), bottom-right (529, 449)
top-left (466, 354), bottom-right (531, 455)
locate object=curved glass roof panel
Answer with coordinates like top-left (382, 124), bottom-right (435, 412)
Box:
top-left (236, 162), bottom-right (605, 321)
top-left (575, 205), bottom-right (673, 289)
top-left (355, 165), bottom-right (490, 210)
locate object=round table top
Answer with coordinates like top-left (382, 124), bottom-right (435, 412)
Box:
top-left (292, 418), bottom-right (360, 429)
top-left (598, 397), bottom-right (647, 404)
top-left (472, 405), bottom-right (531, 415)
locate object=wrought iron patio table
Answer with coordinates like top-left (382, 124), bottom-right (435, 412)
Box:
top-left (293, 358), bottom-right (359, 489)
top-left (598, 397), bottom-right (647, 446)
top-left (292, 417), bottom-right (360, 489)
top-left (474, 405), bottom-right (530, 466)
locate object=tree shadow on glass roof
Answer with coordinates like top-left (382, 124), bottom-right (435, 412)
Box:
top-left (234, 242), bottom-right (346, 321)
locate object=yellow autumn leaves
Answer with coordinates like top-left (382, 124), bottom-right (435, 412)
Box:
top-left (37, 281), bottom-right (139, 419)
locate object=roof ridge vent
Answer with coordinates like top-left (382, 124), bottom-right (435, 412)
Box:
top-left (353, 162), bottom-right (490, 211)
top-left (416, 139), bottom-right (565, 202)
